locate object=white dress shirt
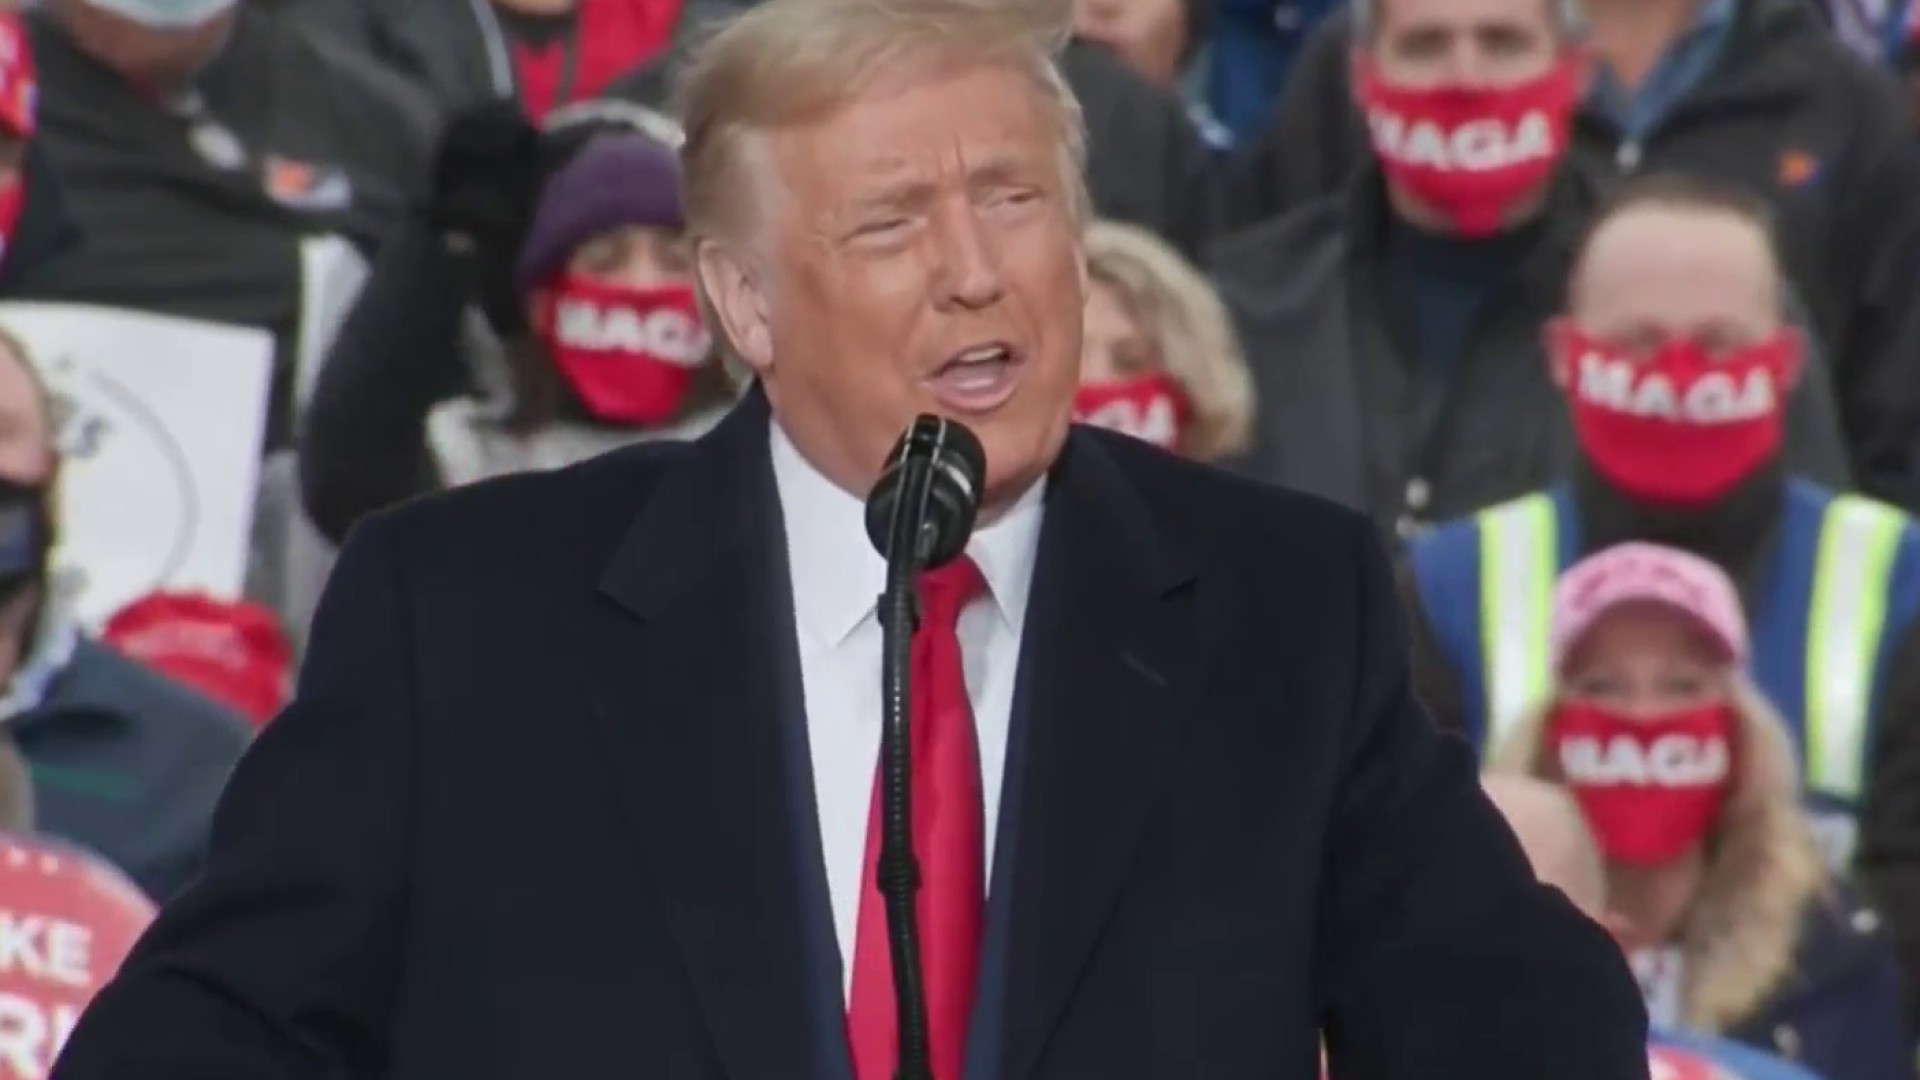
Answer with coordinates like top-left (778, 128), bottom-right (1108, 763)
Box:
top-left (770, 424), bottom-right (1043, 997)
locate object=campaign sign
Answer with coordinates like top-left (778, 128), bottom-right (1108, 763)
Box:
top-left (0, 302), bottom-right (273, 629)
top-left (0, 833), bottom-right (154, 1078)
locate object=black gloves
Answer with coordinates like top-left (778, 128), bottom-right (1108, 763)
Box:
top-left (428, 99), bottom-right (543, 336)
top-left (426, 98), bottom-right (663, 335)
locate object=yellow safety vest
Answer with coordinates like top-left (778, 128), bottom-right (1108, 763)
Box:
top-left (1473, 491), bottom-right (1905, 804)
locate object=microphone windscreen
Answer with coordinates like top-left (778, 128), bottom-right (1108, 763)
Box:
top-left (864, 415), bottom-right (985, 568)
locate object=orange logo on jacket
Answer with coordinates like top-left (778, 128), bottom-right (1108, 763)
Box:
top-left (264, 158), bottom-right (316, 201)
top-left (1778, 150), bottom-right (1820, 188)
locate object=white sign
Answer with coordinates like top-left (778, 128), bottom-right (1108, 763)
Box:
top-left (294, 234), bottom-right (368, 413)
top-left (0, 302), bottom-right (272, 628)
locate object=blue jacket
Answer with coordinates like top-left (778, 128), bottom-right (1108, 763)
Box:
top-left (1720, 893), bottom-right (1913, 1080)
top-left (1206, 0), bottom-right (1345, 140)
top-left (13, 638), bottom-right (250, 902)
top-left (1652, 1028), bottom-right (1822, 1079)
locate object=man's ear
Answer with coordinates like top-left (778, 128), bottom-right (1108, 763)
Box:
top-left (1542, 315), bottom-right (1576, 388)
top-left (695, 238), bottom-right (773, 376)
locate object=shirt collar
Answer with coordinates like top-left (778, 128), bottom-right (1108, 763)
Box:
top-left (771, 422), bottom-right (1045, 648)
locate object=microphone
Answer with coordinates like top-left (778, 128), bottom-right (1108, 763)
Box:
top-left (864, 415), bottom-right (986, 572)
top-left (861, 415), bottom-right (986, 1080)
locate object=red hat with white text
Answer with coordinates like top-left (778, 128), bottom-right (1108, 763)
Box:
top-left (101, 591), bottom-right (293, 728)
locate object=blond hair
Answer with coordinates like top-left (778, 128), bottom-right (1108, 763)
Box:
top-left (1084, 221), bottom-right (1255, 461)
top-left (1487, 677), bottom-right (1826, 1032)
top-left (672, 0), bottom-right (1089, 249)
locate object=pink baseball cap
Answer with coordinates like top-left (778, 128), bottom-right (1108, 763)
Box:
top-left (1549, 542), bottom-right (1748, 673)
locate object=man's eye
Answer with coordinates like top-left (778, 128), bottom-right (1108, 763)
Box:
top-left (856, 218), bottom-right (909, 238)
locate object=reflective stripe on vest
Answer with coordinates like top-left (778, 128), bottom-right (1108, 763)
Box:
top-left (1476, 494), bottom-right (1557, 756)
top-left (1805, 494), bottom-right (1905, 802)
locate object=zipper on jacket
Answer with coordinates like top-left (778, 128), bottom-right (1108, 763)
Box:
top-left (1588, 0), bottom-right (1814, 178)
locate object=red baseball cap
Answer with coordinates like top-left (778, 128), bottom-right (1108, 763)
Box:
top-left (101, 591), bottom-right (292, 727)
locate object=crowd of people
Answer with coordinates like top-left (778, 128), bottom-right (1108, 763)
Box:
top-left (0, 0), bottom-right (1909, 1074)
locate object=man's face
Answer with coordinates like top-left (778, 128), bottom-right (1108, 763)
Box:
top-left (713, 63), bottom-right (1085, 510)
top-left (0, 344), bottom-right (53, 486)
top-left (1368, 0), bottom-right (1561, 88)
top-left (1568, 207), bottom-right (1781, 357)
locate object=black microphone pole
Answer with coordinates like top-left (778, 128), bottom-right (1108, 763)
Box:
top-left (865, 416), bottom-right (986, 1080)
top-left (878, 459), bottom-right (935, 1080)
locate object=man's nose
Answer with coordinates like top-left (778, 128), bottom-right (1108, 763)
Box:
top-left (932, 206), bottom-right (1006, 312)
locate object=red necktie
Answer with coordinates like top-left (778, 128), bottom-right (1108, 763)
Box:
top-left (847, 557), bottom-right (987, 1080)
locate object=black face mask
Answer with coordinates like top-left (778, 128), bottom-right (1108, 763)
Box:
top-left (0, 478), bottom-right (54, 606)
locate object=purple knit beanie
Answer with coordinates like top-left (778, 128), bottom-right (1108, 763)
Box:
top-left (513, 133), bottom-right (684, 296)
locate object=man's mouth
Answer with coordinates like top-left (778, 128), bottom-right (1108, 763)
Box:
top-left (925, 342), bottom-right (1022, 413)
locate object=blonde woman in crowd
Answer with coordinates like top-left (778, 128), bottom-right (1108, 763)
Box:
top-left (1075, 219), bottom-right (1252, 462)
top-left (1481, 773), bottom-right (1830, 1080)
top-left (1486, 541), bottom-right (1910, 1080)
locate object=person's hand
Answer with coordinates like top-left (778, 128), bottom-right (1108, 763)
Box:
top-left (428, 99), bottom-right (542, 335)
top-left (429, 98), bottom-right (541, 252)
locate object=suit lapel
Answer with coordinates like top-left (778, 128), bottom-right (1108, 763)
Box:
top-left (989, 433), bottom-right (1201, 1080)
top-left (584, 391), bottom-right (846, 1080)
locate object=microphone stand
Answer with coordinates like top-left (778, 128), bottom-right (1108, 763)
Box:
top-left (875, 453), bottom-right (939, 1080)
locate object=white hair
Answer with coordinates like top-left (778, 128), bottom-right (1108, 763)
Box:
top-left (671, 0), bottom-right (1089, 248)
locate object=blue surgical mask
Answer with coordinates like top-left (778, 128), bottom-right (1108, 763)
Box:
top-left (79, 0), bottom-right (237, 30)
top-left (0, 478), bottom-right (52, 603)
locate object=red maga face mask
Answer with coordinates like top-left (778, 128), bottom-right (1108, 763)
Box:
top-left (1551, 701), bottom-right (1735, 866)
top-left (0, 180), bottom-right (24, 266)
top-left (533, 276), bottom-right (711, 427)
top-left (0, 12), bottom-right (35, 142)
top-left (1073, 372), bottom-right (1189, 451)
top-left (0, 11), bottom-right (35, 270)
top-left (1353, 59), bottom-right (1580, 236)
top-left (1553, 322), bottom-right (1800, 505)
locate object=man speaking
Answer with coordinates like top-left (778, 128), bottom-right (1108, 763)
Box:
top-left (52, 0), bottom-right (1645, 1076)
